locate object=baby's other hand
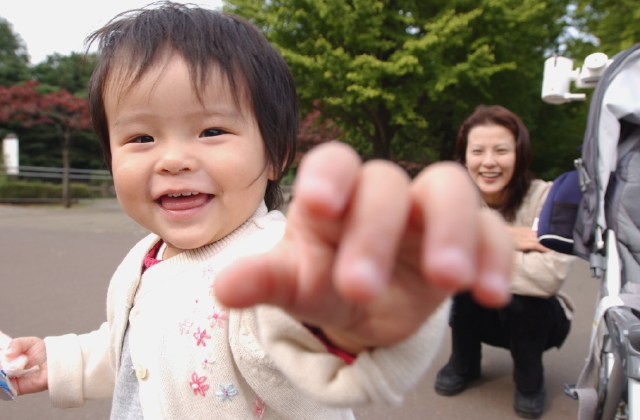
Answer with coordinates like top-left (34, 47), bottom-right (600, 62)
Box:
top-left (215, 142), bottom-right (512, 353)
top-left (4, 336), bottom-right (48, 395)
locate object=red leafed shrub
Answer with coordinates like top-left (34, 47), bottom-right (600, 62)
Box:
top-left (295, 109), bottom-right (342, 165)
top-left (0, 80), bottom-right (90, 131)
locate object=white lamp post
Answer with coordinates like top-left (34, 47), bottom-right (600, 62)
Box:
top-left (2, 133), bottom-right (19, 175)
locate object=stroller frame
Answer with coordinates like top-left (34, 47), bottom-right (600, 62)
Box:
top-left (570, 229), bottom-right (640, 420)
top-left (542, 44), bottom-right (640, 420)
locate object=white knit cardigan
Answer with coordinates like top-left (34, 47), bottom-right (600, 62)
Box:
top-left (44, 202), bottom-right (449, 419)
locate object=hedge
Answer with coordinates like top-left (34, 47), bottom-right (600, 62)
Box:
top-left (0, 180), bottom-right (113, 200)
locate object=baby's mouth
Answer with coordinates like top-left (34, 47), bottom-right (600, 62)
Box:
top-left (158, 192), bottom-right (213, 211)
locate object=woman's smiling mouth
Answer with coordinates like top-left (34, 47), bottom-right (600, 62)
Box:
top-left (480, 172), bottom-right (501, 179)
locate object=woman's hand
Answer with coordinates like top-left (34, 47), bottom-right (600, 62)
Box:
top-left (214, 142), bottom-right (513, 352)
top-left (507, 226), bottom-right (550, 252)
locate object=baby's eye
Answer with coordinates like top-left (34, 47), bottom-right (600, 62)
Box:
top-left (200, 128), bottom-right (224, 137)
top-left (130, 135), bottom-right (154, 144)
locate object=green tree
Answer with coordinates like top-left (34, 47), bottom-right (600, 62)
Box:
top-left (0, 50), bottom-right (102, 172)
top-left (532, 0), bottom-right (640, 180)
top-left (570, 0), bottom-right (640, 58)
top-left (0, 17), bottom-right (30, 86)
top-left (31, 52), bottom-right (97, 96)
top-left (226, 0), bottom-right (582, 170)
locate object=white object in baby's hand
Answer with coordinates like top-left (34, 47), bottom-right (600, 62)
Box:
top-left (0, 331), bottom-right (39, 377)
top-left (0, 331), bottom-right (40, 401)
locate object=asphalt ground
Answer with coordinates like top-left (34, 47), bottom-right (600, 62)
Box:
top-left (0, 199), bottom-right (597, 419)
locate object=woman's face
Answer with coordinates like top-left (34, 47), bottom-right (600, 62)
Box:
top-left (464, 124), bottom-right (517, 208)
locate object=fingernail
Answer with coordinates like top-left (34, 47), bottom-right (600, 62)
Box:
top-left (350, 259), bottom-right (386, 298)
top-left (480, 272), bottom-right (511, 305)
top-left (296, 176), bottom-right (345, 214)
top-left (431, 247), bottom-right (473, 287)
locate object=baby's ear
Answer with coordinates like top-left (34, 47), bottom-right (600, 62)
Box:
top-left (267, 158), bottom-right (288, 182)
top-left (267, 162), bottom-right (279, 181)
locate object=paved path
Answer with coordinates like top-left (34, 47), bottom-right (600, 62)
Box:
top-left (0, 200), bottom-right (597, 419)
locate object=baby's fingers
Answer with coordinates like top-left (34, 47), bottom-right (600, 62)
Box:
top-left (6, 337), bottom-right (28, 359)
top-left (412, 162), bottom-right (482, 291)
top-left (7, 337), bottom-right (45, 364)
top-left (471, 209), bottom-right (512, 307)
top-left (287, 142), bottom-right (361, 245)
top-left (332, 160), bottom-right (411, 302)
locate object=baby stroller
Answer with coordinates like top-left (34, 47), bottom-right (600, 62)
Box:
top-left (539, 44), bottom-right (640, 420)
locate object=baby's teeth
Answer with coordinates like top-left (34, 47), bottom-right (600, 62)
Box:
top-left (167, 192), bottom-right (200, 197)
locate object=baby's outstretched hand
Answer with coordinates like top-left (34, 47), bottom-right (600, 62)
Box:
top-left (215, 142), bottom-right (512, 353)
top-left (2, 335), bottom-right (48, 395)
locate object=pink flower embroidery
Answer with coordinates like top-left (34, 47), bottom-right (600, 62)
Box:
top-left (193, 327), bottom-right (211, 346)
top-left (178, 318), bottom-right (193, 335)
top-left (189, 372), bottom-right (209, 396)
top-left (253, 398), bottom-right (266, 419)
top-left (202, 265), bottom-right (215, 279)
top-left (208, 308), bottom-right (229, 328)
top-left (202, 355), bottom-right (216, 369)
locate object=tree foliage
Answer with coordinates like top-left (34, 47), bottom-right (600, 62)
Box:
top-left (296, 108), bottom-right (342, 163)
top-left (0, 17), bottom-right (30, 86)
top-left (0, 81), bottom-right (92, 206)
top-left (569, 0), bottom-right (640, 58)
top-left (0, 16), bottom-right (102, 172)
top-left (31, 52), bottom-right (97, 96)
top-left (225, 0), bottom-right (586, 177)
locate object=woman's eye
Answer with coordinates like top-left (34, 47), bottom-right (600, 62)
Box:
top-left (200, 128), bottom-right (224, 137)
top-left (131, 135), bottom-right (154, 144)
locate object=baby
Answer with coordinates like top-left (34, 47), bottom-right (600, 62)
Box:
top-left (5, 3), bottom-right (511, 419)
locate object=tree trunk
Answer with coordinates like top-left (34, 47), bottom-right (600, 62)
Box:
top-left (435, 109), bottom-right (458, 161)
top-left (371, 105), bottom-right (393, 159)
top-left (62, 132), bottom-right (71, 208)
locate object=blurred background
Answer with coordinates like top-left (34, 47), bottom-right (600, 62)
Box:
top-left (2, 0), bottom-right (638, 203)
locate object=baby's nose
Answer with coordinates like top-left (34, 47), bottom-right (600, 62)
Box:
top-left (157, 143), bottom-right (198, 174)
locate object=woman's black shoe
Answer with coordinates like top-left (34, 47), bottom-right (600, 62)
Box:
top-left (434, 362), bottom-right (480, 396)
top-left (514, 387), bottom-right (546, 419)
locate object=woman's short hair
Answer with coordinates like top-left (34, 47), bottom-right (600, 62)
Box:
top-left (85, 2), bottom-right (298, 210)
top-left (454, 105), bottom-right (532, 221)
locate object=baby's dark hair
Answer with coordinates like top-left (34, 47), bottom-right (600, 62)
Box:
top-left (86, 1), bottom-right (298, 210)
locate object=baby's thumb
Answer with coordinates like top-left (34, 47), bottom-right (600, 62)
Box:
top-left (5, 340), bottom-right (20, 359)
top-left (5, 337), bottom-right (31, 359)
top-left (215, 249), bottom-right (297, 310)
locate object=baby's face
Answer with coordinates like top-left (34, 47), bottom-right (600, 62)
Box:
top-left (105, 54), bottom-right (272, 259)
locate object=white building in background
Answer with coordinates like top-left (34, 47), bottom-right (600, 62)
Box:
top-left (2, 133), bottom-right (19, 175)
